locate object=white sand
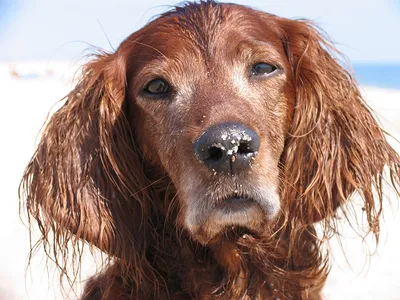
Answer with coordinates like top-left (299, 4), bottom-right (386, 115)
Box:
top-left (0, 62), bottom-right (399, 300)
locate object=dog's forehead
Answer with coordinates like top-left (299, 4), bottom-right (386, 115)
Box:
top-left (128, 2), bottom-right (281, 60)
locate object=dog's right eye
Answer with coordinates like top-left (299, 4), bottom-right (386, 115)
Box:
top-left (143, 79), bottom-right (170, 96)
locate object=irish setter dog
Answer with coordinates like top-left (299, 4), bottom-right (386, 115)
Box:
top-left (20, 1), bottom-right (400, 299)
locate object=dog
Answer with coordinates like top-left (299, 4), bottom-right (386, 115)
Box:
top-left (20, 1), bottom-right (400, 299)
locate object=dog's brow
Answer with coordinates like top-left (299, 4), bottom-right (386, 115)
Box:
top-left (247, 40), bottom-right (281, 54)
top-left (252, 41), bottom-right (274, 47)
top-left (237, 40), bottom-right (282, 62)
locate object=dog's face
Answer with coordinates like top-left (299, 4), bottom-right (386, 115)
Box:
top-left (125, 5), bottom-right (293, 243)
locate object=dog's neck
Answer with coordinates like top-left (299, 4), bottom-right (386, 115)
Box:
top-left (140, 174), bottom-right (325, 299)
top-left (145, 227), bottom-right (325, 299)
top-left (147, 207), bottom-right (323, 297)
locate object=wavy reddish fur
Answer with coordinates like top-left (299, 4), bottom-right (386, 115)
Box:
top-left (20, 1), bottom-right (400, 299)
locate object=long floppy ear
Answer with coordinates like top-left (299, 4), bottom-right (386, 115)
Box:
top-left (279, 19), bottom-right (400, 238)
top-left (19, 50), bottom-right (154, 284)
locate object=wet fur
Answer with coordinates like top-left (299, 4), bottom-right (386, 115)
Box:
top-left (20, 1), bottom-right (400, 299)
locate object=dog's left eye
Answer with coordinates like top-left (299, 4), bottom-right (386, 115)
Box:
top-left (251, 63), bottom-right (277, 76)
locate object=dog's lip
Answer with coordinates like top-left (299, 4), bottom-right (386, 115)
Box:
top-left (223, 196), bottom-right (251, 204)
top-left (216, 196), bottom-right (258, 212)
top-left (194, 196), bottom-right (265, 244)
top-left (186, 189), bottom-right (280, 244)
top-left (212, 195), bottom-right (263, 218)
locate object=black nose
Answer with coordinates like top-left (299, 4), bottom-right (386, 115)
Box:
top-left (193, 122), bottom-right (260, 174)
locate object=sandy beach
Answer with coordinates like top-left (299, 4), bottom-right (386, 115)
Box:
top-left (0, 61), bottom-right (399, 300)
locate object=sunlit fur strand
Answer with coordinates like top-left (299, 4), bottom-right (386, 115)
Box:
top-left (19, 2), bottom-right (400, 299)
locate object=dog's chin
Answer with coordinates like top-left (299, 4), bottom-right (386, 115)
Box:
top-left (189, 196), bottom-right (279, 245)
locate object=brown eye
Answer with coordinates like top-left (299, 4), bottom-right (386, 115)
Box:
top-left (144, 79), bottom-right (170, 96)
top-left (251, 63), bottom-right (277, 76)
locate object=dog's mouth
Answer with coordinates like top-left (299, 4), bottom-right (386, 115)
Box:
top-left (205, 224), bottom-right (260, 246)
top-left (215, 196), bottom-right (259, 213)
top-left (190, 191), bottom-right (279, 244)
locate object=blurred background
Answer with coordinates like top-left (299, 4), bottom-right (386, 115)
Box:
top-left (0, 0), bottom-right (399, 299)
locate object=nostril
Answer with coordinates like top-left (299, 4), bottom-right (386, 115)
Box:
top-left (207, 146), bottom-right (223, 161)
top-left (238, 142), bottom-right (253, 154)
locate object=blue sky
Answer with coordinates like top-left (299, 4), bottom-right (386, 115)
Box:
top-left (0, 0), bottom-right (399, 63)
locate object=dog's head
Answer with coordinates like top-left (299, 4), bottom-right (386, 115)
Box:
top-left (21, 1), bottom-right (399, 269)
top-left (126, 4), bottom-right (293, 243)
